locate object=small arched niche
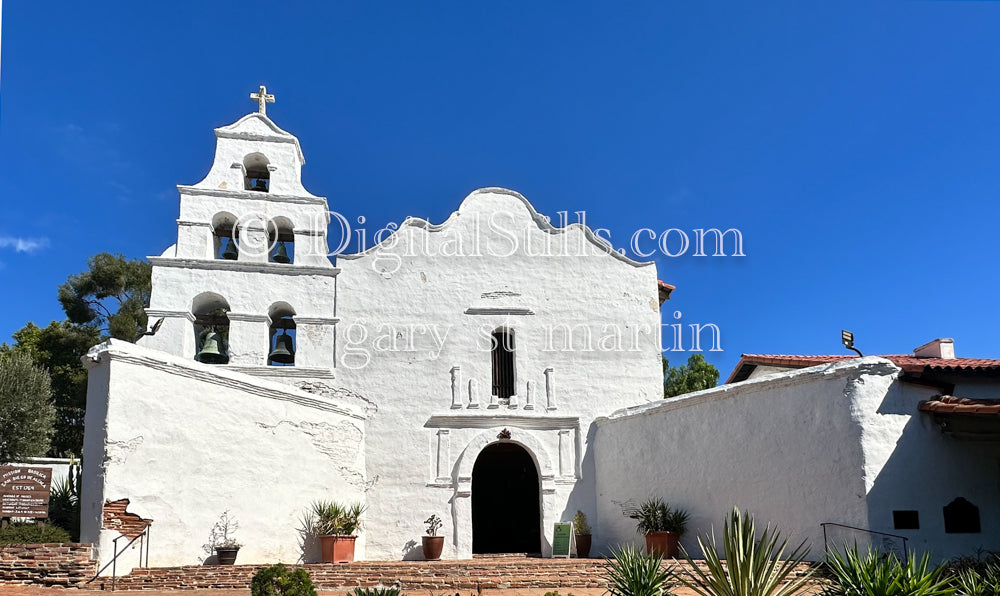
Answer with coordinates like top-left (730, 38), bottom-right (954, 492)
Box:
top-left (268, 216), bottom-right (295, 264)
top-left (491, 328), bottom-right (516, 400)
top-left (192, 292), bottom-right (230, 364)
top-left (244, 153), bottom-right (270, 192)
top-left (212, 212), bottom-right (239, 260)
top-left (267, 302), bottom-right (296, 366)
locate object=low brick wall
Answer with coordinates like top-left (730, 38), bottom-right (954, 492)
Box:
top-left (0, 543), bottom-right (97, 587)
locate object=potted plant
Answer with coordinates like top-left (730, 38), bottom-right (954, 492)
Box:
top-left (422, 514), bottom-right (444, 560)
top-left (627, 497), bottom-right (689, 558)
top-left (206, 510), bottom-right (242, 565)
top-left (573, 510), bottom-right (592, 558)
top-left (309, 501), bottom-right (365, 563)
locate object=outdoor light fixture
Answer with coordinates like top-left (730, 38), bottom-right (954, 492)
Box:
top-left (842, 329), bottom-right (863, 357)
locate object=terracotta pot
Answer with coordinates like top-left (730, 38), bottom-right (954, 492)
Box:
top-left (215, 546), bottom-right (239, 565)
top-left (320, 535), bottom-right (357, 563)
top-left (575, 534), bottom-right (592, 558)
top-left (422, 535), bottom-right (445, 560)
top-left (644, 531), bottom-right (679, 558)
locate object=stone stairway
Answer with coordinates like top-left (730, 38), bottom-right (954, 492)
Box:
top-left (98, 555), bottom-right (818, 592)
top-left (105, 555), bottom-right (609, 591)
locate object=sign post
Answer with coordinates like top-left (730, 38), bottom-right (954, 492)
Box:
top-left (0, 466), bottom-right (52, 519)
top-left (552, 521), bottom-right (573, 558)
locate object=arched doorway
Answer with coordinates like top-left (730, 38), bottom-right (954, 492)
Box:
top-left (472, 442), bottom-right (541, 554)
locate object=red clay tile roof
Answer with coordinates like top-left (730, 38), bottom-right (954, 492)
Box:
top-left (726, 354), bottom-right (1000, 383)
top-left (657, 280), bottom-right (675, 305)
top-left (919, 395), bottom-right (1000, 415)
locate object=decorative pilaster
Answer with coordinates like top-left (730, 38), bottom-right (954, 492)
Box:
top-left (558, 429), bottom-right (572, 477)
top-left (450, 366), bottom-right (463, 409)
top-left (435, 429), bottom-right (451, 482)
top-left (545, 367), bottom-right (557, 411)
top-left (524, 380), bottom-right (535, 410)
top-left (467, 379), bottom-right (479, 408)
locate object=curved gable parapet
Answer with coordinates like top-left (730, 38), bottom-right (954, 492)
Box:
top-left (214, 113), bottom-right (306, 164)
top-left (338, 187), bottom-right (654, 268)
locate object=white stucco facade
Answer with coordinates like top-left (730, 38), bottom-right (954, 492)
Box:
top-left (81, 106), bottom-right (664, 571)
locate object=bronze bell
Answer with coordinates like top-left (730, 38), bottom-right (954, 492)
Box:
top-left (221, 239), bottom-right (238, 260)
top-left (252, 178), bottom-right (268, 192)
top-left (196, 331), bottom-right (229, 364)
top-left (272, 241), bottom-right (291, 264)
top-left (268, 330), bottom-right (295, 365)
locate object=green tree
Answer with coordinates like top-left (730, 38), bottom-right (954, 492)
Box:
top-left (663, 353), bottom-right (720, 398)
top-left (2, 253), bottom-right (150, 457)
top-left (58, 252), bottom-right (152, 342)
top-left (1, 322), bottom-right (103, 456)
top-left (0, 352), bottom-right (55, 464)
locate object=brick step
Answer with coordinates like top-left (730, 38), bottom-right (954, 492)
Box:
top-left (101, 557), bottom-right (817, 591)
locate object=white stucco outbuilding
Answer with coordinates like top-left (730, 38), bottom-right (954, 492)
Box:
top-left (81, 92), bottom-right (1000, 574)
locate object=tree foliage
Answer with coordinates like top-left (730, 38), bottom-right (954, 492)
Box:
top-left (2, 253), bottom-right (150, 457)
top-left (1, 322), bottom-right (102, 457)
top-left (663, 353), bottom-right (720, 398)
top-left (0, 352), bottom-right (55, 464)
top-left (58, 252), bottom-right (152, 342)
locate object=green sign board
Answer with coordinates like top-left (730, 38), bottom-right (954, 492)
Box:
top-left (552, 522), bottom-right (573, 558)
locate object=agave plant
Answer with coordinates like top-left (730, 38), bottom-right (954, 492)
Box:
top-left (678, 508), bottom-right (812, 596)
top-left (824, 546), bottom-right (953, 596)
top-left (604, 543), bottom-right (675, 596)
top-left (309, 501), bottom-right (366, 536)
top-left (948, 554), bottom-right (1000, 596)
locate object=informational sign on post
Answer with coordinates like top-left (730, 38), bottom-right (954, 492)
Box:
top-left (552, 521), bottom-right (573, 558)
top-left (0, 466), bottom-right (52, 518)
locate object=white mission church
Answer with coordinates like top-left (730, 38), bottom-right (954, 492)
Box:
top-left (80, 88), bottom-right (1000, 575)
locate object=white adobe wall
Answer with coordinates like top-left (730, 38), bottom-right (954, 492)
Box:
top-left (335, 187), bottom-right (663, 560)
top-left (594, 357), bottom-right (1000, 561)
top-left (80, 339), bottom-right (366, 574)
top-left (593, 358), bottom-right (894, 561)
top-left (857, 376), bottom-right (1000, 559)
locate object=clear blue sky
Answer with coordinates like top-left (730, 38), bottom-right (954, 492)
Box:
top-left (2, 1), bottom-right (999, 380)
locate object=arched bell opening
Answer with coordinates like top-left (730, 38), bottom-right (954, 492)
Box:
top-left (212, 212), bottom-right (240, 260)
top-left (471, 441), bottom-right (542, 554)
top-left (192, 292), bottom-right (230, 365)
top-left (267, 302), bottom-right (296, 366)
top-left (268, 216), bottom-right (295, 264)
top-left (244, 153), bottom-right (270, 192)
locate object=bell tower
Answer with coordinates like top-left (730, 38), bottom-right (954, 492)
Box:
top-left (141, 86), bottom-right (338, 381)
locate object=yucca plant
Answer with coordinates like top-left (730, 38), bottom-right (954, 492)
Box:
top-left (604, 543), bottom-right (675, 596)
top-left (948, 555), bottom-right (1000, 596)
top-left (678, 508), bottom-right (812, 596)
top-left (824, 546), bottom-right (953, 596)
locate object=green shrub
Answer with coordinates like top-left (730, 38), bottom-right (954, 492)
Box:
top-left (250, 564), bottom-right (317, 596)
top-left (678, 508), bottom-right (811, 596)
top-left (573, 510), bottom-right (591, 535)
top-left (824, 546), bottom-right (952, 596)
top-left (604, 543), bottom-right (674, 596)
top-left (0, 522), bottom-right (72, 544)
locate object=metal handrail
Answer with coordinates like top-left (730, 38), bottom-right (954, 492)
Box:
top-left (86, 525), bottom-right (150, 591)
top-left (820, 522), bottom-right (908, 559)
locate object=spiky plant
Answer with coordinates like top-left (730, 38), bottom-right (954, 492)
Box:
top-left (604, 543), bottom-right (675, 596)
top-left (824, 546), bottom-right (953, 596)
top-left (678, 508), bottom-right (812, 596)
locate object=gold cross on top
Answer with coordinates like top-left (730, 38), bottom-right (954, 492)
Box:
top-left (250, 85), bottom-right (275, 115)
